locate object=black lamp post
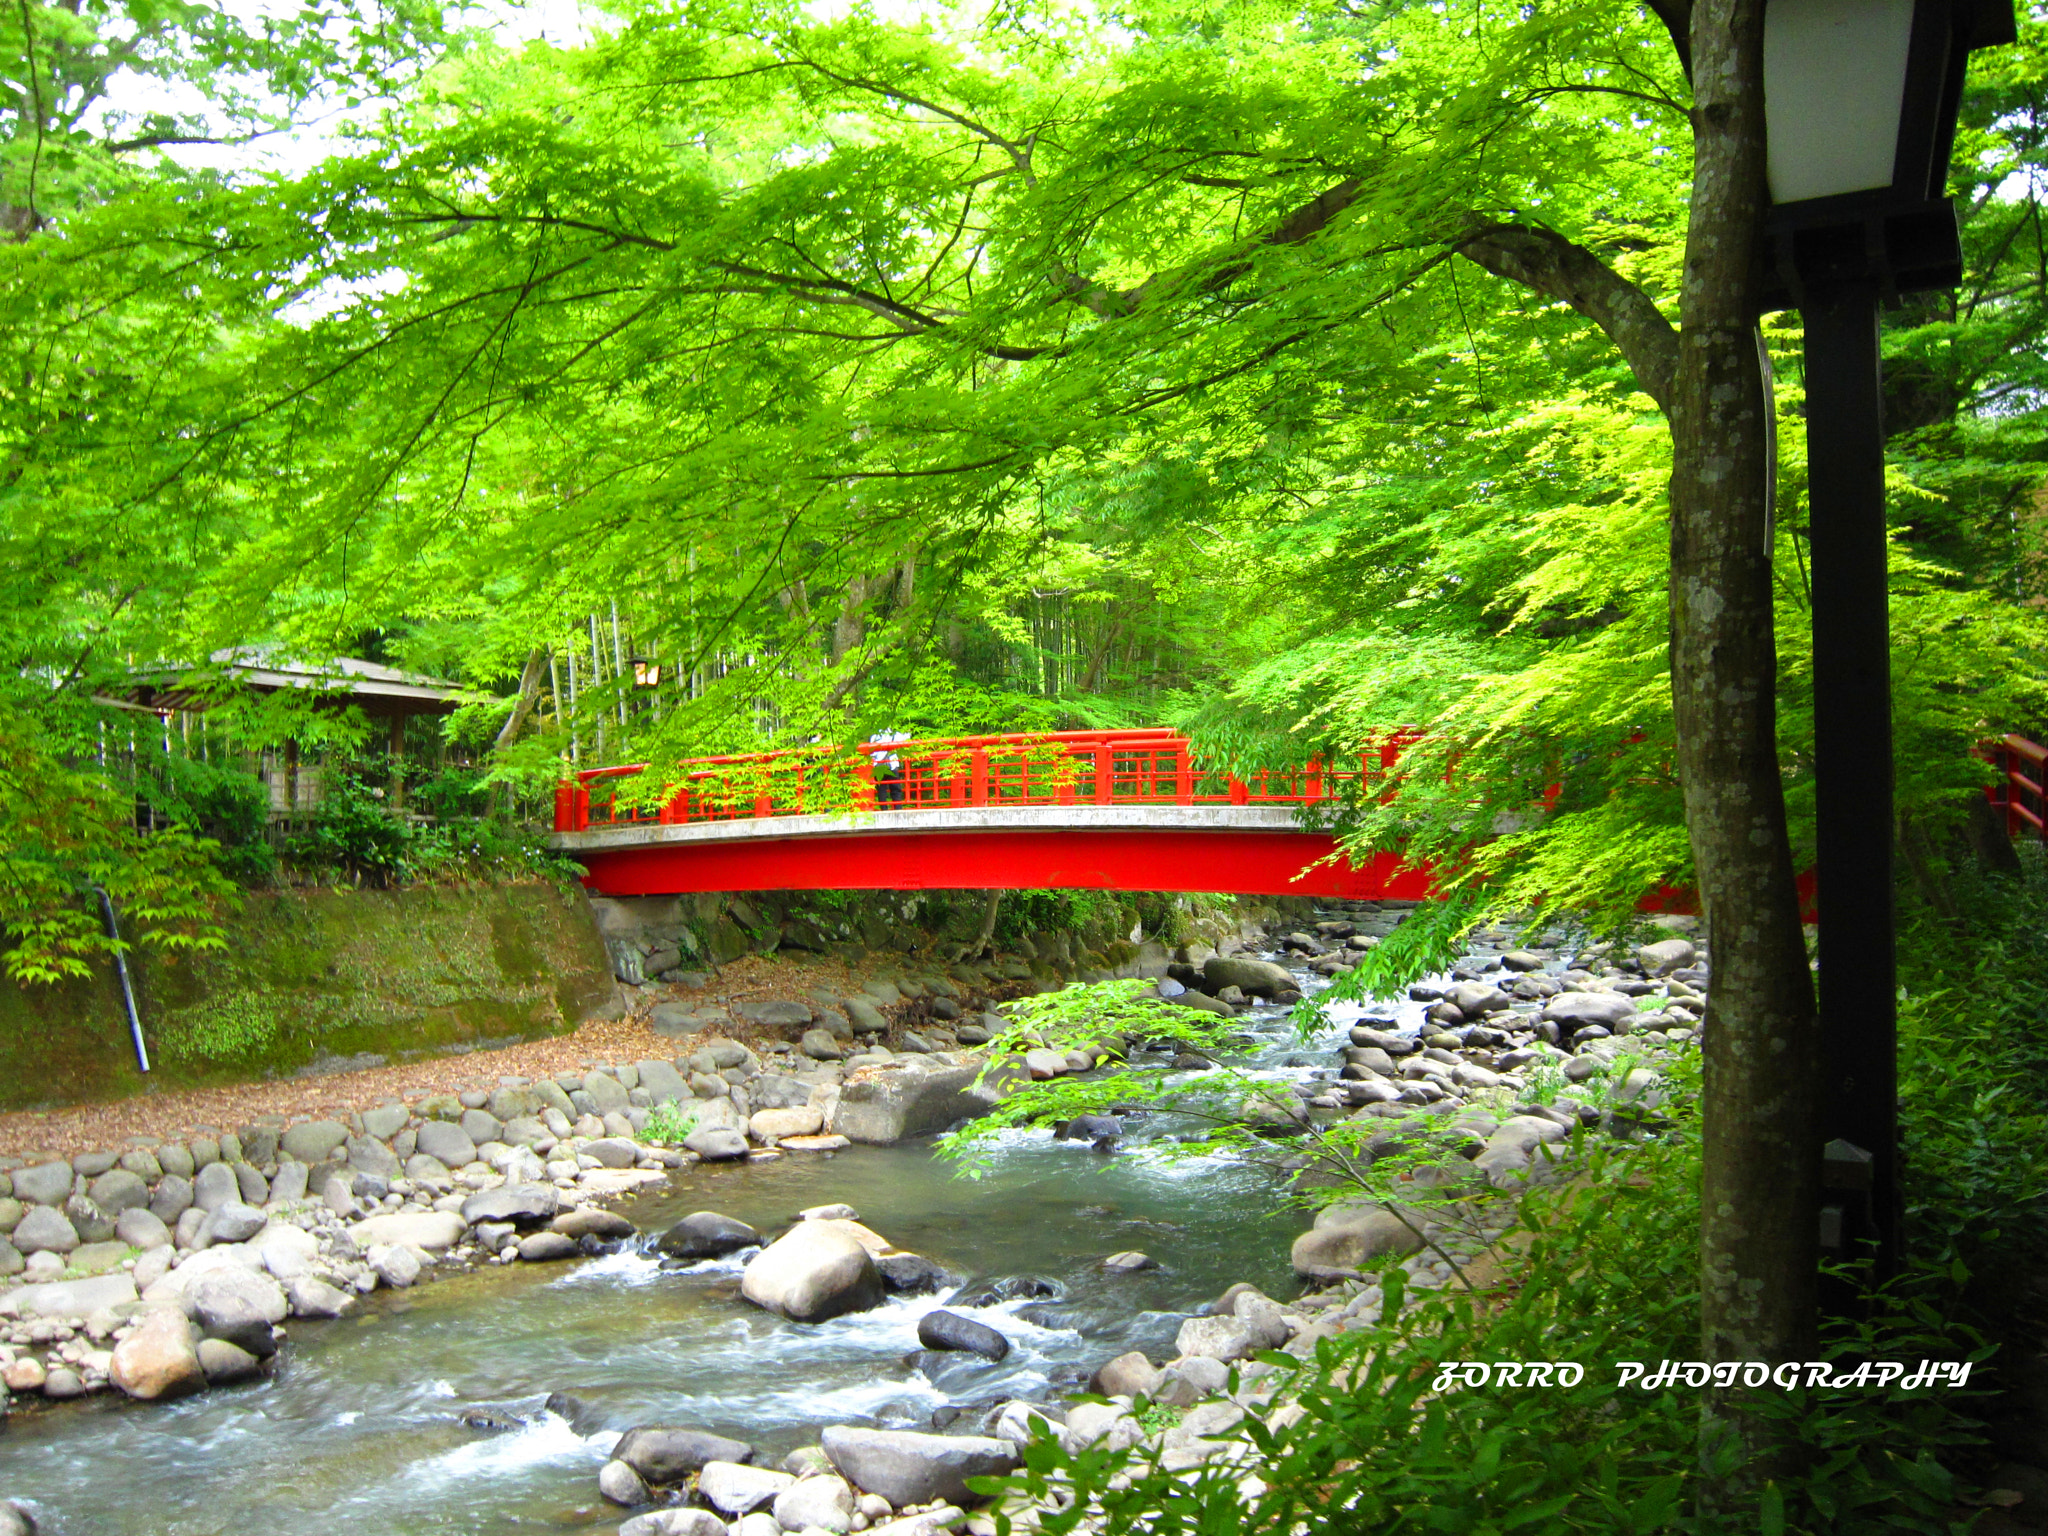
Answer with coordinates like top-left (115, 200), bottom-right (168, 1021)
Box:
top-left (1760, 0), bottom-right (2015, 1279)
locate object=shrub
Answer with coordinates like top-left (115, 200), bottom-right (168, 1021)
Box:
top-left (639, 1102), bottom-right (702, 1145)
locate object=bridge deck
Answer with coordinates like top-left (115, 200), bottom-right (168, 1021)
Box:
top-left (550, 804), bottom-right (1432, 898)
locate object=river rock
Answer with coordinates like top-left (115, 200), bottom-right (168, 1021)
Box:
top-left (281, 1120), bottom-right (349, 1165)
top-left (993, 1400), bottom-right (1060, 1448)
top-left (741, 1222), bottom-right (884, 1322)
top-left (13, 1160), bottom-right (72, 1207)
top-left (109, 1307), bottom-right (204, 1400)
top-left (599, 1457), bottom-right (652, 1506)
top-left (583, 1137), bottom-right (642, 1168)
top-left (461, 1108), bottom-right (504, 1147)
top-left (738, 999), bottom-right (813, 1029)
top-left (63, 1192), bottom-right (114, 1243)
top-left (1102, 1250), bottom-right (1156, 1273)
top-left (361, 1104), bottom-right (410, 1140)
top-left (462, 1183), bottom-right (560, 1225)
top-left (750, 1106), bottom-right (824, 1140)
top-left (11, 1204), bottom-right (77, 1254)
top-left (1091, 1351), bottom-right (1161, 1398)
top-left (620, 1513), bottom-right (726, 1536)
top-left (553, 1207), bottom-right (636, 1240)
top-left (916, 1309), bottom-right (1010, 1361)
top-left (268, 1162), bottom-right (309, 1204)
top-left (834, 1064), bottom-right (999, 1144)
top-left (150, 1174), bottom-right (194, 1225)
top-left (875, 1252), bottom-right (950, 1294)
top-left (1444, 982), bottom-right (1513, 1016)
top-left (613, 1426), bottom-right (756, 1485)
top-left (193, 1160), bottom-right (239, 1212)
top-left (773, 1473), bottom-right (855, 1534)
top-left (517, 1231), bottom-right (579, 1262)
top-left (676, 1128), bottom-right (743, 1162)
top-left (198, 1336), bottom-right (264, 1383)
top-left (1290, 1201), bottom-right (1426, 1279)
top-left (351, 1210), bottom-right (467, 1251)
top-left (801, 1029), bottom-right (845, 1061)
top-left (115, 1206), bottom-right (171, 1250)
top-left (1201, 954), bottom-right (1297, 999)
top-left (88, 1168), bottom-right (148, 1215)
top-left (636, 1059), bottom-right (689, 1105)
top-left (1174, 1314), bottom-right (1257, 1362)
top-left (286, 1275), bottom-right (354, 1317)
top-left (369, 1244), bottom-right (423, 1288)
top-left (583, 1071), bottom-right (631, 1114)
top-left (657, 1212), bottom-right (760, 1260)
top-left (345, 1136), bottom-right (400, 1180)
top-left (414, 1121), bottom-right (477, 1167)
top-left (204, 1201), bottom-right (267, 1245)
top-left (820, 1426), bottom-right (1018, 1507)
top-left (698, 1461), bottom-right (794, 1515)
top-left (190, 1266), bottom-right (289, 1333)
top-left (1152, 1354), bottom-right (1230, 1407)
top-left (1062, 1402), bottom-right (1143, 1453)
top-left (1540, 992), bottom-right (1637, 1035)
top-left (1636, 937), bottom-right (1697, 975)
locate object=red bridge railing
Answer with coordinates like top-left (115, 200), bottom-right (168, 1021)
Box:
top-left (1985, 733), bottom-right (2048, 840)
top-left (552, 728), bottom-right (1425, 835)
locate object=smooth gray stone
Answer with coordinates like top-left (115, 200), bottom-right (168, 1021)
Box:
top-left (461, 1108), bottom-right (504, 1147)
top-left (360, 1104), bottom-right (410, 1140)
top-left (582, 1071), bottom-right (631, 1114)
top-left (346, 1136), bottom-right (400, 1179)
top-left (414, 1121), bottom-right (477, 1167)
top-left (87, 1168), bottom-right (149, 1214)
top-left (267, 1161), bottom-right (309, 1204)
top-left (279, 1121), bottom-right (349, 1165)
top-left (192, 1160), bottom-right (239, 1213)
top-left (461, 1183), bottom-right (560, 1225)
top-left (233, 1163), bottom-right (269, 1205)
top-left (12, 1161), bottom-right (72, 1207)
top-left (819, 1426), bottom-right (1017, 1507)
top-left (203, 1201), bottom-right (267, 1244)
top-left (11, 1212), bottom-right (77, 1253)
top-left (916, 1309), bottom-right (1010, 1361)
top-left (614, 1425), bottom-right (755, 1484)
top-left (656, 1211), bottom-right (759, 1259)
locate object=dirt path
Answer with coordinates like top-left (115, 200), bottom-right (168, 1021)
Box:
top-left (0, 953), bottom-right (876, 1163)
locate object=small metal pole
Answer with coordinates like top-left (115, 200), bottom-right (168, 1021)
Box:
top-left (1805, 279), bottom-right (1902, 1280)
top-left (93, 885), bottom-right (149, 1074)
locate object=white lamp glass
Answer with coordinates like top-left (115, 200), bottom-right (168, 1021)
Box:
top-left (1765, 0), bottom-right (1917, 204)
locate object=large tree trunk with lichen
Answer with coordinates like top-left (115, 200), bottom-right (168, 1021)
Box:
top-left (1674, 0), bottom-right (1821, 1494)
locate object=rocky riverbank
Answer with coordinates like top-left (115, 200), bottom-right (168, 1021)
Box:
top-left (0, 899), bottom-right (1706, 1535)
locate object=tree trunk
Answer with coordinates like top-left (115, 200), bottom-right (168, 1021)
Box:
top-left (1674, 0), bottom-right (1820, 1498)
top-left (493, 648), bottom-right (550, 753)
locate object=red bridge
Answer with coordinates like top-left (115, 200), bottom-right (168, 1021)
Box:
top-left (549, 729), bottom-right (1436, 898)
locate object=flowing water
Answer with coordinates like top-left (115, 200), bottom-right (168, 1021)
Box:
top-left (0, 950), bottom-right (1439, 1536)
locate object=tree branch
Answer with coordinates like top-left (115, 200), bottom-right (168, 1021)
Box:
top-left (1453, 221), bottom-right (1679, 413)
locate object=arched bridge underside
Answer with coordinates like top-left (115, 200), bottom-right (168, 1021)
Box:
top-left (551, 803), bottom-right (1436, 899)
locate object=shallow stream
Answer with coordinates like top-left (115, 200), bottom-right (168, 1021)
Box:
top-left (0, 952), bottom-right (1435, 1535)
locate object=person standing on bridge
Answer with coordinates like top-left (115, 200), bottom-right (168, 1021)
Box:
top-left (867, 728), bottom-right (911, 806)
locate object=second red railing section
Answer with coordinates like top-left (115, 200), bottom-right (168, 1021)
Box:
top-left (552, 728), bottom-right (1429, 834)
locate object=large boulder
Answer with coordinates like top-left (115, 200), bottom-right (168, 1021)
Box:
top-left (741, 1222), bottom-right (885, 1322)
top-left (460, 1184), bottom-right (560, 1225)
top-left (1444, 982), bottom-right (1513, 1017)
top-left (109, 1307), bottom-right (205, 1400)
top-left (750, 1106), bottom-right (824, 1141)
top-left (833, 1064), bottom-right (1003, 1144)
top-left (87, 1168), bottom-right (149, 1215)
top-left (820, 1426), bottom-right (1018, 1507)
top-left (203, 1201), bottom-right (267, 1244)
top-left (657, 1212), bottom-right (761, 1260)
top-left (1289, 1201), bottom-right (1425, 1280)
top-left (1201, 954), bottom-right (1298, 1000)
top-left (613, 1426), bottom-right (756, 1485)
